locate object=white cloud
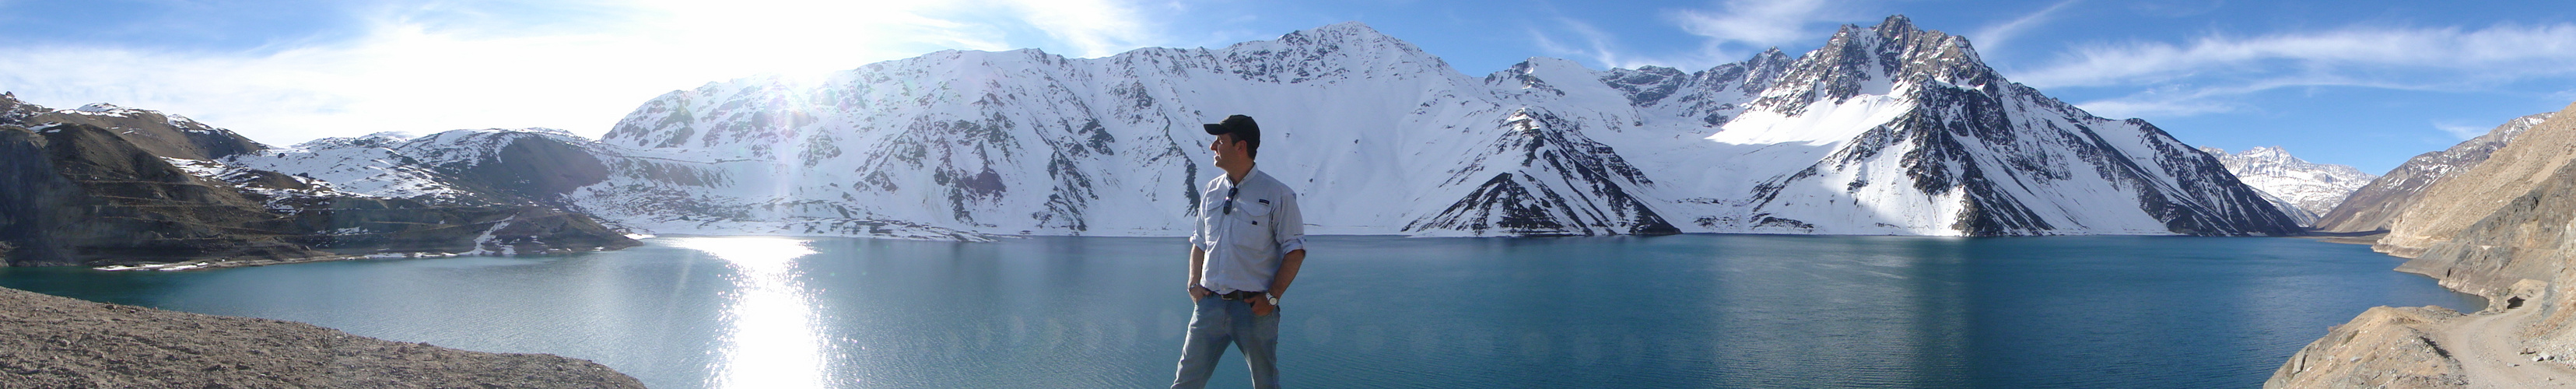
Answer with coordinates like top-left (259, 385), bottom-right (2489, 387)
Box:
top-left (2064, 75), bottom-right (2431, 119)
top-left (2017, 23), bottom-right (2576, 89)
top-left (1530, 0), bottom-right (1859, 71)
top-left (2072, 96), bottom-right (2236, 120)
top-left (1969, 0), bottom-right (2079, 54)
top-left (1670, 0), bottom-right (1842, 53)
top-left (2014, 22), bottom-right (2576, 120)
top-left (1002, 0), bottom-right (1160, 58)
top-left (1528, 17), bottom-right (1636, 69)
top-left (0, 0), bottom-right (1170, 145)
top-left (2432, 122), bottom-right (2487, 140)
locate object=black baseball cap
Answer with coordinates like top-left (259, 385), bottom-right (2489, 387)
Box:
top-left (1202, 114), bottom-right (1260, 146)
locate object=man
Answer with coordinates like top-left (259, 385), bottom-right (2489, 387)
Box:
top-left (1172, 114), bottom-right (1307, 389)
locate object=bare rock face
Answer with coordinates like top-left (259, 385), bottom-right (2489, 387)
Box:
top-left (2381, 104), bottom-right (2576, 256)
top-left (2315, 113), bottom-right (2551, 233)
top-left (2390, 160), bottom-right (2576, 299)
top-left (2278, 103), bottom-right (2576, 387)
top-left (0, 93), bottom-right (265, 161)
top-left (0, 286), bottom-right (643, 388)
top-left (0, 124), bottom-right (331, 266)
top-left (0, 97), bottom-right (640, 267)
top-left (2266, 307), bottom-right (2469, 388)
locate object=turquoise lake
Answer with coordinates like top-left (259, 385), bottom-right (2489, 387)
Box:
top-left (0, 235), bottom-right (2480, 388)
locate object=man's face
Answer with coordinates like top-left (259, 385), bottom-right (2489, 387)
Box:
top-left (1209, 134), bottom-right (1246, 166)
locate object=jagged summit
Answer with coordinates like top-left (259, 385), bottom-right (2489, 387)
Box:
top-left (1260, 21), bottom-right (1408, 48)
top-left (2202, 145), bottom-right (2377, 226)
top-left (1281, 20), bottom-right (1399, 44)
top-left (1877, 14), bottom-right (1916, 31)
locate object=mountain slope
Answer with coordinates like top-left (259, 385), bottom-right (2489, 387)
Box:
top-left (2272, 103), bottom-right (2576, 387)
top-left (2382, 106), bottom-right (2576, 257)
top-left (2315, 113), bottom-right (2551, 233)
top-left (572, 16), bottom-right (2297, 238)
top-left (0, 96), bottom-right (639, 267)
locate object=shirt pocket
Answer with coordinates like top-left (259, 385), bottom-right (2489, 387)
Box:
top-left (1239, 200), bottom-right (1273, 220)
top-left (1230, 201), bottom-right (1275, 249)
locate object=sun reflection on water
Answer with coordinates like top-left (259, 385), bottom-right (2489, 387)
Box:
top-left (668, 237), bottom-right (826, 388)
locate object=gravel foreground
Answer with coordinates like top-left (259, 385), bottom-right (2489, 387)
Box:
top-left (0, 286), bottom-right (644, 388)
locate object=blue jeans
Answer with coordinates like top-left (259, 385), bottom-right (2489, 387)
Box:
top-left (1172, 295), bottom-right (1280, 389)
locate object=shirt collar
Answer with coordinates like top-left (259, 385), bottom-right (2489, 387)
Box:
top-left (1224, 166), bottom-right (1261, 189)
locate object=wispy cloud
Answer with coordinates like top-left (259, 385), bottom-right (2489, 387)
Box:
top-left (1969, 0), bottom-right (2079, 54)
top-left (2018, 23), bottom-right (2576, 88)
top-left (1530, 0), bottom-right (1859, 71)
top-left (2020, 22), bottom-right (2576, 120)
top-left (0, 0), bottom-right (1171, 145)
top-left (1529, 17), bottom-right (1640, 69)
top-left (2432, 122), bottom-right (2488, 140)
top-left (1670, 0), bottom-right (1842, 54)
top-left (1002, 0), bottom-right (1162, 58)
top-left (2066, 75), bottom-right (2433, 119)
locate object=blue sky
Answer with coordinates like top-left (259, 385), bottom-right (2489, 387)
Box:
top-left (3, 1), bottom-right (2574, 173)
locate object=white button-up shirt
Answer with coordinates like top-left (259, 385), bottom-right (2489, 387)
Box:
top-left (1190, 167), bottom-right (1306, 294)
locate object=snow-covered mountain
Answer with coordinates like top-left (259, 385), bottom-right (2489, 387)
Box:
top-left (2199, 146), bottom-right (2375, 226)
top-left (569, 16), bottom-right (2299, 238)
top-left (227, 128), bottom-right (613, 207)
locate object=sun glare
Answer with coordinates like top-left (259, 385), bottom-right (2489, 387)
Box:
top-left (667, 237), bottom-right (828, 387)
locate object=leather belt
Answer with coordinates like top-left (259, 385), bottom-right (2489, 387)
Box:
top-left (1218, 290), bottom-right (1265, 300)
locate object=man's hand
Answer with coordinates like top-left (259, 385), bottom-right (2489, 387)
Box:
top-left (1189, 285), bottom-right (1212, 300)
top-left (1250, 296), bottom-right (1275, 317)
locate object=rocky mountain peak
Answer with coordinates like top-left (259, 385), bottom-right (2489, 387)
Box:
top-left (2241, 145), bottom-right (2290, 159)
top-left (1213, 20), bottom-right (1453, 83)
top-left (1748, 14), bottom-right (1996, 115)
top-left (0, 94), bottom-right (265, 161)
top-left (0, 91), bottom-right (39, 124)
top-left (1747, 47), bottom-right (1793, 65)
top-left (1228, 20), bottom-right (1414, 54)
top-left (1302, 21), bottom-right (1391, 39)
top-left (2200, 145), bottom-right (2375, 225)
top-left (1865, 15), bottom-right (1919, 39)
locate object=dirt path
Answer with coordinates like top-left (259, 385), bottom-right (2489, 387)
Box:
top-left (2441, 307), bottom-right (2576, 388)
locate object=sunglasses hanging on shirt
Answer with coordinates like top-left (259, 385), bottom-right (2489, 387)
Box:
top-left (1223, 187), bottom-right (1240, 215)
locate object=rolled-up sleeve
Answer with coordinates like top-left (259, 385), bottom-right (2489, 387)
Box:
top-left (1273, 190), bottom-right (1305, 254)
top-left (1189, 184), bottom-right (1210, 251)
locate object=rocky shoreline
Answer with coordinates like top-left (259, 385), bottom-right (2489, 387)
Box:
top-left (0, 286), bottom-right (643, 388)
top-left (2268, 103), bottom-right (2576, 387)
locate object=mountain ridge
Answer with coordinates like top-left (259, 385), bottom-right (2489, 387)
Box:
top-left (570, 16), bottom-right (2299, 238)
top-left (2315, 113), bottom-right (2553, 233)
top-left (0, 95), bottom-right (640, 268)
top-left (2202, 145), bottom-right (2377, 227)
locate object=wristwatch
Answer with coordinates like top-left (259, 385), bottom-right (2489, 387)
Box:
top-left (1265, 293), bottom-right (1281, 306)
